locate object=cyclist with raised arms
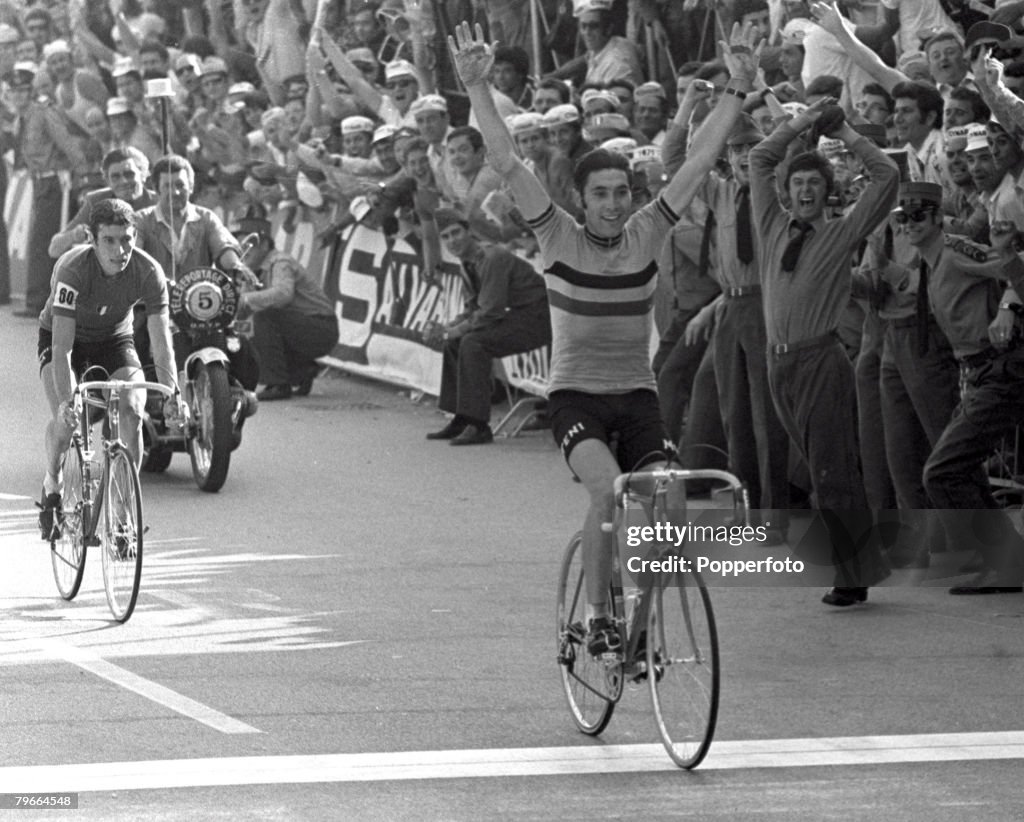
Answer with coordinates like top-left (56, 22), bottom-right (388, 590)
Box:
top-left (36, 198), bottom-right (181, 541)
top-left (448, 21), bottom-right (761, 657)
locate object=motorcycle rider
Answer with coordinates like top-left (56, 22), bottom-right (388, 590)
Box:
top-left (133, 154), bottom-right (260, 391)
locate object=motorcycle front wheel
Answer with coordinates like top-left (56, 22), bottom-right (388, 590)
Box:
top-left (187, 361), bottom-right (232, 493)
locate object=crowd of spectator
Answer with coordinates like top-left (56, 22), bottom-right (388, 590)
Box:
top-left (6, 0), bottom-right (1024, 581)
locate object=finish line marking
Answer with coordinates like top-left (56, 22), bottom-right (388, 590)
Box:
top-left (34, 638), bottom-right (260, 735)
top-left (3, 731), bottom-right (1024, 793)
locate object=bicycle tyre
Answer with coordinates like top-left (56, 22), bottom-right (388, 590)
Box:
top-left (647, 568), bottom-right (719, 769)
top-left (51, 441), bottom-right (87, 600)
top-left (187, 361), bottom-right (232, 493)
top-left (556, 532), bottom-right (620, 735)
top-left (101, 445), bottom-right (144, 623)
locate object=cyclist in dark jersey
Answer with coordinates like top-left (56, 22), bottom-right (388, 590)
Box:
top-left (36, 198), bottom-right (181, 540)
top-left (449, 21), bottom-right (761, 656)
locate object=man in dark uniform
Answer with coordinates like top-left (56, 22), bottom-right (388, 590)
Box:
top-left (698, 114), bottom-right (791, 541)
top-left (922, 214), bottom-right (1024, 595)
top-left (422, 207), bottom-right (552, 445)
top-left (7, 61), bottom-right (87, 317)
top-left (873, 182), bottom-right (960, 566)
top-left (749, 98), bottom-right (899, 606)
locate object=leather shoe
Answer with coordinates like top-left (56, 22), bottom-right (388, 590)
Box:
top-left (257, 384), bottom-right (292, 401)
top-left (293, 376), bottom-right (315, 397)
top-left (426, 419), bottom-right (467, 440)
top-left (949, 569), bottom-right (1023, 595)
top-left (450, 424), bottom-right (493, 445)
top-left (822, 587), bottom-right (868, 607)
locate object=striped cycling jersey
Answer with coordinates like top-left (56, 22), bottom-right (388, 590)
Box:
top-left (525, 196), bottom-right (678, 395)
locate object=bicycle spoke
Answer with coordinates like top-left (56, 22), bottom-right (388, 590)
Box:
top-left (648, 570), bottom-right (719, 768)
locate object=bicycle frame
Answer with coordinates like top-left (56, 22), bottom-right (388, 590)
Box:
top-left (609, 468), bottom-right (748, 674)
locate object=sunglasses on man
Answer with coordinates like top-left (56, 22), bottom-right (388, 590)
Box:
top-left (892, 207), bottom-right (937, 224)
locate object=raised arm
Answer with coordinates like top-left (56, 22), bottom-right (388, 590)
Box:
top-left (810, 1), bottom-right (906, 95)
top-left (317, 26), bottom-right (384, 114)
top-left (660, 23), bottom-right (762, 216)
top-left (447, 23), bottom-right (550, 220)
top-left (973, 48), bottom-right (1024, 145)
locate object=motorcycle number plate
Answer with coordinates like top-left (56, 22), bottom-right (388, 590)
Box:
top-left (184, 282), bottom-right (225, 322)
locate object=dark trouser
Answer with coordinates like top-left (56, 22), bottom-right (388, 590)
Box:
top-left (768, 336), bottom-right (889, 588)
top-left (25, 175), bottom-right (62, 313)
top-left (923, 347), bottom-right (1024, 580)
top-left (713, 295), bottom-right (790, 523)
top-left (855, 311), bottom-right (895, 511)
top-left (654, 307), bottom-right (710, 443)
top-left (0, 161), bottom-right (10, 303)
top-left (881, 321), bottom-right (959, 508)
top-left (438, 300), bottom-right (551, 423)
top-left (678, 341), bottom-right (727, 472)
top-left (252, 309), bottom-right (338, 387)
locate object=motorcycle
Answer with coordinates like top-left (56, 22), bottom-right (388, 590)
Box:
top-left (141, 245), bottom-right (260, 493)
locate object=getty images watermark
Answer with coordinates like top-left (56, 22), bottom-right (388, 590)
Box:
top-left (617, 508), bottom-right (1024, 588)
top-left (622, 520), bottom-right (805, 583)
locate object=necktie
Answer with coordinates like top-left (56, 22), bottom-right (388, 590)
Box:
top-left (736, 186), bottom-right (754, 266)
top-left (780, 220), bottom-right (813, 274)
top-left (698, 211), bottom-right (716, 279)
top-left (462, 259), bottom-right (481, 296)
top-left (916, 258), bottom-right (930, 357)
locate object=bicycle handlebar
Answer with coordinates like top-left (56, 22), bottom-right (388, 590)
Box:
top-left (75, 380), bottom-right (179, 409)
top-left (612, 468), bottom-right (744, 498)
top-left (611, 467), bottom-right (752, 528)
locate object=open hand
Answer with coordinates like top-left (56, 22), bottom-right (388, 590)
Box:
top-left (718, 22), bottom-right (762, 87)
top-left (809, 1), bottom-right (846, 38)
top-left (447, 22), bottom-right (495, 88)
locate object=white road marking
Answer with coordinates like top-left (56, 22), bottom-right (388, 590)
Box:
top-left (1, 731), bottom-right (1023, 793)
top-left (0, 493), bottom-right (32, 501)
top-left (34, 638), bottom-right (261, 735)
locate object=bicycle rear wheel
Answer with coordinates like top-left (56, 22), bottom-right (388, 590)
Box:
top-left (647, 568), bottom-right (719, 768)
top-left (556, 532), bottom-right (620, 735)
top-left (101, 445), bottom-right (144, 622)
top-left (51, 441), bottom-right (87, 600)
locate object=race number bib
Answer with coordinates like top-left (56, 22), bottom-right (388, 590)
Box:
top-left (54, 283), bottom-right (79, 311)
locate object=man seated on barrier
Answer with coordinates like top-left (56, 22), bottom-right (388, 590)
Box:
top-left (421, 206), bottom-right (551, 445)
top-left (35, 199), bottom-right (182, 540)
top-left (449, 22), bottom-right (758, 654)
top-left (235, 215), bottom-right (340, 401)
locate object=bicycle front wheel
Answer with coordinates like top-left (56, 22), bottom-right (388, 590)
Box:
top-left (101, 445), bottom-right (144, 622)
top-left (51, 441), bottom-right (87, 600)
top-left (556, 532), bottom-right (619, 735)
top-left (647, 569), bottom-right (719, 768)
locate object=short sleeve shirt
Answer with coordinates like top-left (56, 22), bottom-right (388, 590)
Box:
top-left (40, 245), bottom-right (168, 343)
top-left (525, 196), bottom-right (679, 394)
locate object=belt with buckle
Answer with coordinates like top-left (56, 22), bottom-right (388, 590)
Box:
top-left (769, 332), bottom-right (837, 356)
top-left (723, 284), bottom-right (761, 299)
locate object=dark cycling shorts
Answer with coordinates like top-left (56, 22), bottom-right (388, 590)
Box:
top-left (548, 388), bottom-right (675, 472)
top-left (37, 328), bottom-right (142, 379)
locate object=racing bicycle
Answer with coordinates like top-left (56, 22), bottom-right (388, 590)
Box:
top-left (50, 378), bottom-right (181, 622)
top-left (556, 467), bottom-right (748, 768)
